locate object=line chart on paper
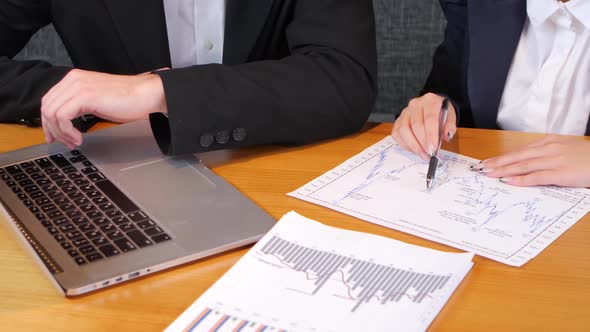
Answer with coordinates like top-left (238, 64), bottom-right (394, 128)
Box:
top-left (288, 136), bottom-right (590, 266)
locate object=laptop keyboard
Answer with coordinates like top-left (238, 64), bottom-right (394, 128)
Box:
top-left (0, 151), bottom-right (171, 266)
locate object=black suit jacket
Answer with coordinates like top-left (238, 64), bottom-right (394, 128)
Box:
top-left (0, 0), bottom-right (377, 154)
top-left (424, 0), bottom-right (590, 135)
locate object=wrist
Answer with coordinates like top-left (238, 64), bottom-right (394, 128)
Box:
top-left (137, 73), bottom-right (168, 115)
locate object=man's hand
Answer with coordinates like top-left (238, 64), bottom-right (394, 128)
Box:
top-left (41, 69), bottom-right (167, 149)
top-left (391, 93), bottom-right (457, 161)
top-left (475, 135), bottom-right (590, 188)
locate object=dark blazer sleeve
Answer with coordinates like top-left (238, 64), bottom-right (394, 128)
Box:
top-left (0, 0), bottom-right (71, 125)
top-left (421, 0), bottom-right (471, 126)
top-left (150, 0), bottom-right (377, 155)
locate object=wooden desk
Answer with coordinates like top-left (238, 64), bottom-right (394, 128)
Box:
top-left (1, 123), bottom-right (589, 331)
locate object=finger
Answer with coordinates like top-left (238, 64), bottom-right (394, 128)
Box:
top-left (391, 124), bottom-right (411, 152)
top-left (499, 170), bottom-right (563, 187)
top-left (523, 135), bottom-right (559, 149)
top-left (48, 117), bottom-right (76, 149)
top-left (392, 109), bottom-right (410, 147)
top-left (55, 98), bottom-right (84, 147)
top-left (485, 156), bottom-right (558, 178)
top-left (41, 114), bottom-right (54, 143)
top-left (399, 123), bottom-right (429, 160)
top-left (407, 102), bottom-right (429, 154)
top-left (45, 104), bottom-right (77, 149)
top-left (422, 99), bottom-right (444, 155)
top-left (480, 136), bottom-right (557, 168)
top-left (42, 82), bottom-right (82, 147)
top-left (41, 75), bottom-right (74, 144)
top-left (479, 144), bottom-right (552, 170)
top-left (43, 107), bottom-right (76, 148)
top-left (443, 103), bottom-right (457, 142)
top-left (44, 116), bottom-right (63, 147)
top-left (42, 77), bottom-right (78, 122)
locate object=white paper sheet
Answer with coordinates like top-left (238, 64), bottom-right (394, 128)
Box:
top-left (166, 211), bottom-right (474, 332)
top-left (288, 136), bottom-right (590, 266)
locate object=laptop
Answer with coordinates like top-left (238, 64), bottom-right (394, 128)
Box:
top-left (0, 120), bottom-right (276, 296)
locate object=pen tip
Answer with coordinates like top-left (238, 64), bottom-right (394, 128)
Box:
top-left (426, 178), bottom-right (432, 189)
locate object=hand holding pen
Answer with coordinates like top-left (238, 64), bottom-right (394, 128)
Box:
top-left (391, 93), bottom-right (457, 161)
top-left (391, 93), bottom-right (457, 162)
top-left (426, 99), bottom-right (449, 189)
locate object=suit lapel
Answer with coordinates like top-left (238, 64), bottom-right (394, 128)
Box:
top-left (467, 0), bottom-right (526, 129)
top-left (102, 0), bottom-right (171, 73)
top-left (223, 0), bottom-right (274, 65)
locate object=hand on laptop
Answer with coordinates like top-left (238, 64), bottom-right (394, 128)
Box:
top-left (40, 69), bottom-right (168, 149)
top-left (391, 93), bottom-right (457, 161)
top-left (474, 135), bottom-right (590, 188)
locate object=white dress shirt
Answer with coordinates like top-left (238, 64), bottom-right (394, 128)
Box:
top-left (497, 0), bottom-right (590, 135)
top-left (163, 0), bottom-right (226, 68)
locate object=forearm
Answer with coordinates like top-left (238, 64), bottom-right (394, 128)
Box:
top-left (152, 47), bottom-right (376, 155)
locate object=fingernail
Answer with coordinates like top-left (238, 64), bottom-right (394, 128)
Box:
top-left (447, 130), bottom-right (454, 140)
top-left (479, 168), bottom-right (494, 174)
top-left (499, 177), bottom-right (512, 183)
top-left (428, 145), bottom-right (435, 156)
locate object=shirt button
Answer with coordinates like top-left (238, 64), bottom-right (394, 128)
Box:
top-left (207, 40), bottom-right (214, 50)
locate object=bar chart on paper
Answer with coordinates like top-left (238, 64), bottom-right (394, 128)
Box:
top-left (166, 212), bottom-right (473, 332)
top-left (177, 307), bottom-right (287, 332)
top-left (288, 136), bottom-right (590, 266)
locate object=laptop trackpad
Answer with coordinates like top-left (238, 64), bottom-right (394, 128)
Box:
top-left (115, 158), bottom-right (216, 223)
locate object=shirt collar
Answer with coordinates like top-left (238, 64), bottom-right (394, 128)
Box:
top-left (565, 0), bottom-right (590, 29)
top-left (528, 0), bottom-right (590, 29)
top-left (527, 1), bottom-right (561, 26)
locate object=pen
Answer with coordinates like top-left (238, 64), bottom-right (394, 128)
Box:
top-left (426, 98), bottom-right (449, 189)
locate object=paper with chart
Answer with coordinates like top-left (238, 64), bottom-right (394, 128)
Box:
top-left (166, 211), bottom-right (474, 332)
top-left (288, 136), bottom-right (590, 267)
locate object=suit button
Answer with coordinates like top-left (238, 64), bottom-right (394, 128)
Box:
top-left (199, 134), bottom-right (214, 148)
top-left (232, 128), bottom-right (247, 142)
top-left (215, 130), bottom-right (230, 144)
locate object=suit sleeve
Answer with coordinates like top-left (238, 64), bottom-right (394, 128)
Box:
top-left (421, 0), bottom-right (471, 126)
top-left (0, 0), bottom-right (71, 125)
top-left (150, 0), bottom-right (377, 155)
